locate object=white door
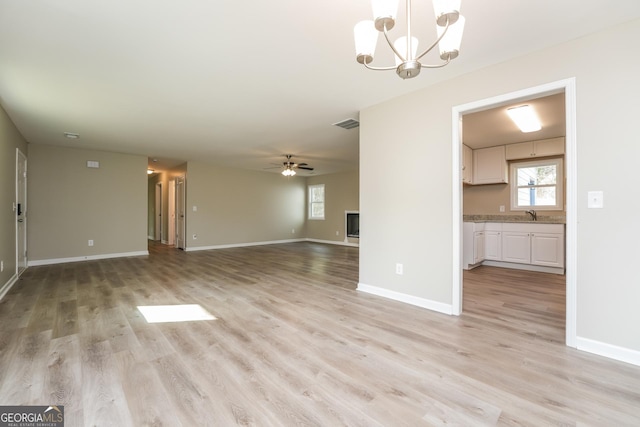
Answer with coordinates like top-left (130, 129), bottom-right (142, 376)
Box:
top-left (155, 182), bottom-right (162, 242)
top-left (168, 180), bottom-right (176, 246)
top-left (175, 176), bottom-right (186, 249)
top-left (484, 231), bottom-right (502, 261)
top-left (531, 233), bottom-right (565, 268)
top-left (16, 149), bottom-right (27, 275)
top-left (473, 232), bottom-right (485, 264)
top-left (502, 232), bottom-right (530, 264)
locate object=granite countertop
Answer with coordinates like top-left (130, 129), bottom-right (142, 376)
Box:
top-left (463, 214), bottom-right (565, 224)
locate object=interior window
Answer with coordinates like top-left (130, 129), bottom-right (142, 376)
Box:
top-left (510, 158), bottom-right (563, 210)
top-left (308, 184), bottom-right (325, 220)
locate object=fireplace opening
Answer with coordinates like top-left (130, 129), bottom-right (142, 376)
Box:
top-left (346, 212), bottom-right (359, 238)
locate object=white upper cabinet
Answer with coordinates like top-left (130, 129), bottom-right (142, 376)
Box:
top-left (462, 144), bottom-right (473, 184)
top-left (505, 137), bottom-right (565, 160)
top-left (473, 145), bottom-right (508, 184)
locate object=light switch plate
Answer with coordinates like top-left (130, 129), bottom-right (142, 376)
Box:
top-left (587, 191), bottom-right (604, 208)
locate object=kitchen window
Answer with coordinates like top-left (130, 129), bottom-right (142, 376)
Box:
top-left (510, 158), bottom-right (563, 210)
top-left (308, 184), bottom-right (325, 220)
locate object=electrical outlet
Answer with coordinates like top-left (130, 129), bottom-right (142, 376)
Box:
top-left (291, 228), bottom-right (295, 234)
top-left (1, 260), bottom-right (3, 272)
top-left (395, 263), bottom-right (403, 275)
top-left (192, 234), bottom-right (197, 240)
top-left (499, 205), bottom-right (505, 212)
top-left (336, 230), bottom-right (339, 236)
top-left (88, 240), bottom-right (94, 247)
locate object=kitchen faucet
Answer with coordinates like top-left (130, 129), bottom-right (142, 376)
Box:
top-left (526, 209), bottom-right (537, 221)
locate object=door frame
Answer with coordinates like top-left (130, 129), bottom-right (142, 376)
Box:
top-left (16, 148), bottom-right (27, 276)
top-left (155, 182), bottom-right (162, 242)
top-left (175, 175), bottom-right (186, 249)
top-left (168, 179), bottom-right (176, 246)
top-left (451, 78), bottom-right (577, 348)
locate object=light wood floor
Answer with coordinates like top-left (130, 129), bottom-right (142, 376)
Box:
top-left (1, 242), bottom-right (639, 426)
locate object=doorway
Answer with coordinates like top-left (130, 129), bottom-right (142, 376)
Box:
top-left (175, 176), bottom-right (186, 250)
top-left (452, 79), bottom-right (577, 347)
top-left (16, 149), bottom-right (27, 276)
top-left (168, 179), bottom-right (176, 246)
top-left (155, 182), bottom-right (162, 242)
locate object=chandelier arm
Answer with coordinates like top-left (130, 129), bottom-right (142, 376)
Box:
top-left (420, 59), bottom-right (451, 68)
top-left (363, 62), bottom-right (398, 71)
top-left (415, 18), bottom-right (450, 62)
top-left (383, 24), bottom-right (405, 62)
top-left (419, 55), bottom-right (452, 69)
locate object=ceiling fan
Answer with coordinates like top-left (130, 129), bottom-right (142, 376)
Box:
top-left (277, 154), bottom-right (314, 176)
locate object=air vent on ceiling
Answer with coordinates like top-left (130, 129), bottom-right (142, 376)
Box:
top-left (332, 118), bottom-right (359, 130)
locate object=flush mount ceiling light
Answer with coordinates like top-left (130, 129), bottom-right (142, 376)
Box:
top-left (354, 0), bottom-right (466, 79)
top-left (64, 132), bottom-right (80, 139)
top-left (507, 105), bottom-right (542, 133)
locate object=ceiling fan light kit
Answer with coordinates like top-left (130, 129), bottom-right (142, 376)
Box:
top-left (354, 0), bottom-right (465, 79)
top-left (279, 154), bottom-right (314, 177)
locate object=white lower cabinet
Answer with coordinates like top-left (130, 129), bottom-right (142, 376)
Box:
top-left (474, 231), bottom-right (485, 264)
top-left (501, 223), bottom-right (565, 269)
top-left (464, 221), bottom-right (565, 273)
top-left (530, 232), bottom-right (565, 268)
top-left (502, 231), bottom-right (531, 264)
top-left (463, 222), bottom-right (485, 269)
top-left (484, 223), bottom-right (502, 261)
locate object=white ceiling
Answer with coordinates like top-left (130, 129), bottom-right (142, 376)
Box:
top-left (1, 1), bottom-right (639, 175)
top-left (463, 92), bottom-right (566, 149)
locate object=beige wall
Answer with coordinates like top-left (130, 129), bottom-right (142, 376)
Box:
top-left (0, 104), bottom-right (28, 290)
top-left (306, 171), bottom-right (359, 243)
top-left (28, 144), bottom-right (148, 261)
top-left (360, 19), bottom-right (640, 352)
top-left (184, 161), bottom-right (307, 248)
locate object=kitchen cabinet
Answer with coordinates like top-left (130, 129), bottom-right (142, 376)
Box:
top-left (474, 231), bottom-right (485, 264)
top-left (484, 223), bottom-right (502, 261)
top-left (501, 230), bottom-right (531, 264)
top-left (464, 222), bottom-right (564, 272)
top-left (531, 232), bottom-right (564, 268)
top-left (505, 137), bottom-right (564, 160)
top-left (501, 223), bottom-right (564, 268)
top-left (463, 222), bottom-right (484, 269)
top-left (462, 144), bottom-right (473, 184)
top-left (473, 145), bottom-right (508, 184)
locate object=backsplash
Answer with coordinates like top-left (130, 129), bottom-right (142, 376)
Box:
top-left (463, 214), bottom-right (565, 224)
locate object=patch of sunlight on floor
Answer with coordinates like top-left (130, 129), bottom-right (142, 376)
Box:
top-left (137, 304), bottom-right (217, 323)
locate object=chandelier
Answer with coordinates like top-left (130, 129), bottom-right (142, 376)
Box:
top-left (354, 0), bottom-right (466, 79)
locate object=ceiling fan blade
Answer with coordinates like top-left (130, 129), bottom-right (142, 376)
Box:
top-left (297, 166), bottom-right (314, 170)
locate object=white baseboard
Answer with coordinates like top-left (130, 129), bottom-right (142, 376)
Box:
top-left (357, 282), bottom-right (453, 315)
top-left (482, 260), bottom-right (564, 275)
top-left (0, 273), bottom-right (19, 301)
top-left (576, 337), bottom-right (640, 367)
top-left (185, 238), bottom-right (305, 252)
top-left (305, 238), bottom-right (359, 247)
top-left (28, 250), bottom-right (149, 267)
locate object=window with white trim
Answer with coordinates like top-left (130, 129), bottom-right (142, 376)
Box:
top-left (510, 158), bottom-right (563, 211)
top-left (308, 184), bottom-right (325, 220)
